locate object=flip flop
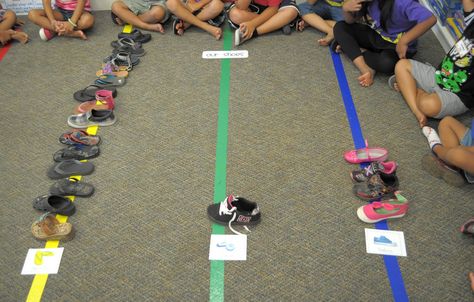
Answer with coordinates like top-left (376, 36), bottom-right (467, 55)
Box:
top-left (173, 18), bottom-right (185, 36)
top-left (47, 159), bottom-right (95, 179)
top-left (73, 85), bottom-right (117, 102)
top-left (33, 194), bottom-right (76, 216)
top-left (31, 213), bottom-right (74, 241)
top-left (118, 29), bottom-right (151, 44)
top-left (388, 75), bottom-right (397, 91)
top-left (104, 51), bottom-right (140, 71)
top-left (59, 129), bottom-right (101, 146)
top-left (75, 93), bottom-right (115, 113)
top-left (111, 37), bottom-right (142, 49)
top-left (53, 145), bottom-right (100, 161)
top-left (94, 74), bottom-right (126, 88)
top-left (49, 178), bottom-right (95, 197)
top-left (67, 110), bottom-right (116, 128)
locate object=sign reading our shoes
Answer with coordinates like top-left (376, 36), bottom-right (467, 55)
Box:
top-left (202, 51), bottom-right (249, 59)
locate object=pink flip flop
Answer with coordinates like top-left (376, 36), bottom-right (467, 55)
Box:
top-left (344, 140), bottom-right (388, 164)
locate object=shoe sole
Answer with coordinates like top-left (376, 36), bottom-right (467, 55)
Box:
top-left (207, 213), bottom-right (261, 226)
top-left (357, 207), bottom-right (406, 223)
top-left (421, 154), bottom-right (465, 187)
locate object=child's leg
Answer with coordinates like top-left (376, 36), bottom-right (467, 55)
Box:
top-left (255, 7), bottom-right (298, 35)
top-left (301, 13), bottom-right (334, 42)
top-left (28, 9), bottom-right (64, 30)
top-left (182, 0), bottom-right (224, 30)
top-left (167, 0), bottom-right (222, 39)
top-left (76, 11), bottom-right (95, 30)
top-left (395, 59), bottom-right (438, 127)
top-left (431, 117), bottom-right (474, 175)
top-left (111, 0), bottom-right (165, 32)
top-left (227, 5), bottom-right (259, 25)
top-left (0, 10), bottom-right (16, 30)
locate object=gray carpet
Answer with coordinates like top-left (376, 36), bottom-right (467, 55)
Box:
top-left (0, 10), bottom-right (473, 302)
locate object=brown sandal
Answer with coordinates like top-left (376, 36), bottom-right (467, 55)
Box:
top-left (31, 213), bottom-right (74, 241)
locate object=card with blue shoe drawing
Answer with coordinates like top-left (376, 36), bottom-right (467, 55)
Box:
top-left (365, 229), bottom-right (407, 257)
top-left (209, 235), bottom-right (247, 261)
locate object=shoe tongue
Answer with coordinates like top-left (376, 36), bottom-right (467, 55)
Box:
top-left (227, 195), bottom-right (237, 208)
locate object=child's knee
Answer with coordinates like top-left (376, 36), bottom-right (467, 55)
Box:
top-left (80, 14), bottom-right (95, 29)
top-left (395, 58), bottom-right (411, 74)
top-left (111, 1), bottom-right (127, 13)
top-left (208, 0), bottom-right (224, 13)
top-left (439, 116), bottom-right (456, 129)
top-left (418, 94), bottom-right (441, 117)
top-left (228, 7), bottom-right (246, 24)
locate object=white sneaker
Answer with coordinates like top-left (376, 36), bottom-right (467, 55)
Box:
top-left (234, 28), bottom-right (243, 46)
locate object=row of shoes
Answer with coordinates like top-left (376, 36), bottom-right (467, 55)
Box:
top-left (343, 143), bottom-right (408, 223)
top-left (31, 29), bottom-right (152, 241)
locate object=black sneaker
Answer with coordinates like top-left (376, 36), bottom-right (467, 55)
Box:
top-left (207, 195), bottom-right (261, 225)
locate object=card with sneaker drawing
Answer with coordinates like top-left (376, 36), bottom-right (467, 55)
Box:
top-left (365, 229), bottom-right (407, 257)
top-left (209, 235), bottom-right (247, 261)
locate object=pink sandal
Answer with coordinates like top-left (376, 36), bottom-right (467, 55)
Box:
top-left (74, 90), bottom-right (115, 114)
top-left (343, 140), bottom-right (388, 164)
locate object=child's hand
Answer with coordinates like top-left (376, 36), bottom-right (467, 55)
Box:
top-left (240, 22), bottom-right (255, 40)
top-left (343, 0), bottom-right (364, 12)
top-left (396, 42), bottom-right (408, 59)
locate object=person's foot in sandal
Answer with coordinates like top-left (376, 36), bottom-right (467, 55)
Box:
top-left (173, 18), bottom-right (185, 36)
top-left (31, 213), bottom-right (74, 241)
top-left (388, 75), bottom-right (400, 92)
top-left (297, 19), bottom-right (305, 32)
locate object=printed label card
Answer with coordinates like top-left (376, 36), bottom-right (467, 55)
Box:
top-left (21, 248), bottom-right (64, 275)
top-left (365, 228), bottom-right (407, 257)
top-left (202, 50), bottom-right (248, 59)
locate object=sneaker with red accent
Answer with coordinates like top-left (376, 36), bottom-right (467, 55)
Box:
top-left (39, 28), bottom-right (56, 41)
top-left (350, 161), bottom-right (397, 182)
top-left (357, 191), bottom-right (408, 223)
top-left (207, 195), bottom-right (261, 226)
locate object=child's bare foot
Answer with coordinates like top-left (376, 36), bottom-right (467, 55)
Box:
top-left (357, 68), bottom-right (375, 87)
top-left (318, 34), bottom-right (333, 46)
top-left (64, 29), bottom-right (87, 40)
top-left (146, 23), bottom-right (164, 33)
top-left (205, 24), bottom-right (222, 40)
top-left (11, 31), bottom-right (29, 44)
top-left (174, 19), bottom-right (185, 36)
top-left (297, 19), bottom-right (305, 32)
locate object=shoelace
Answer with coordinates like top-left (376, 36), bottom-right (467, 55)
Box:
top-left (218, 197), bottom-right (250, 235)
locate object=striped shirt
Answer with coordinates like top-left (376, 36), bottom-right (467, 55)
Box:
top-left (55, 0), bottom-right (91, 11)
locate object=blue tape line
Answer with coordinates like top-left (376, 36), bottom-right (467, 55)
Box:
top-left (330, 50), bottom-right (409, 302)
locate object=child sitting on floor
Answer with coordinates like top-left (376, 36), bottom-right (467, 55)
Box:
top-left (392, 0), bottom-right (473, 127)
top-left (28, 0), bottom-right (94, 41)
top-left (227, 0), bottom-right (300, 46)
top-left (0, 4), bottom-right (28, 45)
top-left (297, 0), bottom-right (344, 46)
top-left (111, 0), bottom-right (169, 33)
top-left (421, 116), bottom-right (474, 187)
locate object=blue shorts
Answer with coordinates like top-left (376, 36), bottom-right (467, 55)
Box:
top-left (298, 0), bottom-right (343, 21)
top-left (57, 7), bottom-right (75, 20)
top-left (461, 128), bottom-right (474, 183)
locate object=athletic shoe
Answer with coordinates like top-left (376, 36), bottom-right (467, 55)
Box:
top-left (353, 172), bottom-right (399, 200)
top-left (350, 161), bottom-right (397, 182)
top-left (421, 153), bottom-right (465, 187)
top-left (67, 109), bottom-right (116, 128)
top-left (357, 191), bottom-right (408, 223)
top-left (374, 235), bottom-right (397, 247)
top-left (39, 28), bottom-right (56, 41)
top-left (207, 194), bottom-right (261, 226)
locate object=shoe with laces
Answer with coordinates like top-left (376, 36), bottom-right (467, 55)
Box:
top-left (351, 161), bottom-right (397, 182)
top-left (353, 172), bottom-right (399, 200)
top-left (39, 28), bottom-right (56, 41)
top-left (207, 195), bottom-right (261, 226)
top-left (357, 191), bottom-right (408, 223)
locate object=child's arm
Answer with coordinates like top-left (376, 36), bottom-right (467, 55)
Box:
top-left (396, 15), bottom-right (436, 58)
top-left (240, 6), bottom-right (278, 39)
top-left (68, 0), bottom-right (86, 29)
top-left (342, 0), bottom-right (363, 24)
top-left (462, 0), bottom-right (474, 13)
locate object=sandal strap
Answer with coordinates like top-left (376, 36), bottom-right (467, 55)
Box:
top-left (36, 213), bottom-right (59, 235)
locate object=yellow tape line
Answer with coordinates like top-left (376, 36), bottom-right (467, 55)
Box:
top-left (26, 126), bottom-right (98, 302)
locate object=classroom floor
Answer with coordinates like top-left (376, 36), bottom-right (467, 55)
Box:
top-left (0, 10), bottom-right (473, 302)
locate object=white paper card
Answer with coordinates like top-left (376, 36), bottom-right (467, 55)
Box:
top-left (21, 248), bottom-right (64, 275)
top-left (209, 235), bottom-right (247, 261)
top-left (202, 50), bottom-right (248, 59)
top-left (365, 228), bottom-right (407, 257)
